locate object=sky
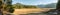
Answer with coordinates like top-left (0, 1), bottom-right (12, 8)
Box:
top-left (12, 0), bottom-right (58, 5)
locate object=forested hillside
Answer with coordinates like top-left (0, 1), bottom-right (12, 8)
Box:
top-left (12, 3), bottom-right (37, 9)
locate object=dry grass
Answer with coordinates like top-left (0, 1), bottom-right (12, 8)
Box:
top-left (13, 8), bottom-right (50, 15)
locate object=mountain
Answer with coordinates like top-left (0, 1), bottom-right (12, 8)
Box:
top-left (37, 4), bottom-right (46, 8)
top-left (37, 3), bottom-right (57, 8)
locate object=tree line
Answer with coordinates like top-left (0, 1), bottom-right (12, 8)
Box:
top-left (12, 3), bottom-right (37, 9)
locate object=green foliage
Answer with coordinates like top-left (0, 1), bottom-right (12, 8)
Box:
top-left (13, 3), bottom-right (37, 9)
top-left (13, 3), bottom-right (23, 9)
top-left (5, 4), bottom-right (14, 13)
top-left (23, 5), bottom-right (37, 8)
top-left (9, 7), bottom-right (14, 13)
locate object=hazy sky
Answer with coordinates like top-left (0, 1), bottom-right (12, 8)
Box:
top-left (12, 0), bottom-right (58, 5)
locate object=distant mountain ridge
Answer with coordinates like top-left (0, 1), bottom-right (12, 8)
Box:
top-left (37, 3), bottom-right (57, 8)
